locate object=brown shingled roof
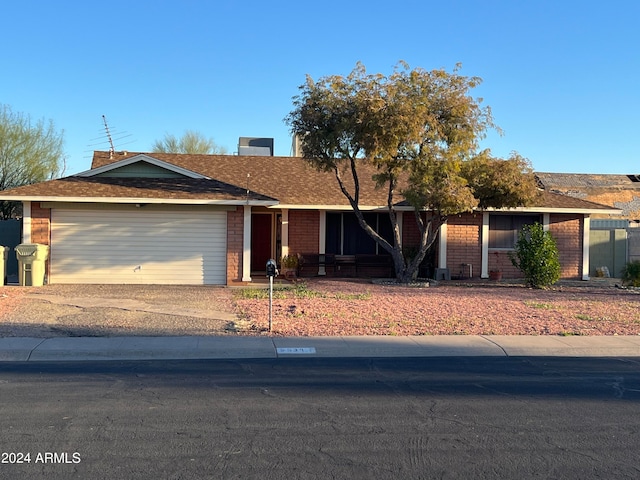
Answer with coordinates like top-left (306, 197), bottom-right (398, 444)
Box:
top-left (0, 176), bottom-right (276, 203)
top-left (0, 151), bottom-right (621, 213)
top-left (91, 151), bottom-right (390, 207)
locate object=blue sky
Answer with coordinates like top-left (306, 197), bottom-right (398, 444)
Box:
top-left (2, 0), bottom-right (638, 175)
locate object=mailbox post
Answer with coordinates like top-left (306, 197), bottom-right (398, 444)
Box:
top-left (266, 259), bottom-right (278, 332)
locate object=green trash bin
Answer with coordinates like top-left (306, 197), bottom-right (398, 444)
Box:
top-left (16, 243), bottom-right (49, 286)
top-left (0, 246), bottom-right (7, 286)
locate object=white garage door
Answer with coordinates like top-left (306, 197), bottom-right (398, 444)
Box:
top-left (50, 208), bottom-right (227, 284)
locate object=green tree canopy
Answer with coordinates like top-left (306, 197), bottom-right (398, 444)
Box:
top-left (286, 61), bottom-right (539, 282)
top-left (151, 130), bottom-right (228, 154)
top-left (0, 104), bottom-right (65, 218)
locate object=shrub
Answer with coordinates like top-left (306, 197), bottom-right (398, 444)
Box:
top-left (509, 223), bottom-right (561, 288)
top-left (621, 260), bottom-right (640, 287)
top-left (280, 254), bottom-right (299, 268)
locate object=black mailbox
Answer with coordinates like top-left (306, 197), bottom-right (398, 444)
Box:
top-left (266, 259), bottom-right (278, 278)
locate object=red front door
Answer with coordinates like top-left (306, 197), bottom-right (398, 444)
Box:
top-left (251, 214), bottom-right (272, 272)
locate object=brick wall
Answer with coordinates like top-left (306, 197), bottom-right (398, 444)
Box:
top-left (226, 207), bottom-right (244, 284)
top-left (29, 202), bottom-right (51, 279)
top-left (549, 213), bottom-right (583, 279)
top-left (401, 211), bottom-right (422, 248)
top-left (289, 210), bottom-right (319, 254)
top-left (433, 212), bottom-right (585, 280)
top-left (447, 213), bottom-right (485, 279)
top-left (31, 202), bottom-right (51, 245)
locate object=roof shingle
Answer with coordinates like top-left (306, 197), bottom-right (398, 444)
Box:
top-left (0, 151), bottom-right (621, 213)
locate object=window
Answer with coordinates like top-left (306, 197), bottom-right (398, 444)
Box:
top-left (489, 214), bottom-right (540, 249)
top-left (326, 212), bottom-right (393, 255)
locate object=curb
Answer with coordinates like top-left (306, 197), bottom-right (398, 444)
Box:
top-left (1, 335), bottom-right (640, 362)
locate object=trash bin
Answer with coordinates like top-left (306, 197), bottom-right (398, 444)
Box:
top-left (0, 246), bottom-right (7, 286)
top-left (16, 243), bottom-right (49, 286)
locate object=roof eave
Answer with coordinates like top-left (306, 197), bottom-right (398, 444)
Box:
top-left (273, 204), bottom-right (391, 211)
top-left (479, 206), bottom-right (623, 215)
top-left (3, 196), bottom-right (277, 206)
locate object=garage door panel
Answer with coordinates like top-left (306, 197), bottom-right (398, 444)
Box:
top-left (51, 209), bottom-right (227, 285)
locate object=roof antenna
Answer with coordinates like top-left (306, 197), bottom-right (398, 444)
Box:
top-left (102, 115), bottom-right (115, 158)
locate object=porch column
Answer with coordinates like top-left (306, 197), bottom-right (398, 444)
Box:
top-left (281, 209), bottom-right (289, 259)
top-left (22, 201), bottom-right (32, 243)
top-left (481, 213), bottom-right (489, 278)
top-left (318, 210), bottom-right (326, 275)
top-left (438, 222), bottom-right (448, 269)
top-left (582, 216), bottom-right (591, 280)
top-left (242, 205), bottom-right (252, 282)
top-left (543, 213), bottom-right (550, 231)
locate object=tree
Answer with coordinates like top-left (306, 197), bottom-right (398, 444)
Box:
top-left (286, 61), bottom-right (539, 283)
top-left (151, 130), bottom-right (228, 154)
top-left (510, 223), bottom-right (561, 288)
top-left (0, 104), bottom-right (65, 218)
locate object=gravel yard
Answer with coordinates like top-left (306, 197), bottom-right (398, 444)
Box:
top-left (234, 279), bottom-right (640, 337)
top-left (1, 279), bottom-right (639, 338)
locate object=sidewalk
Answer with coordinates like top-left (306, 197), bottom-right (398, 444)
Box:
top-left (1, 335), bottom-right (640, 361)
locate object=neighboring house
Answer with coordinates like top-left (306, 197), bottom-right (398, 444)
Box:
top-left (535, 172), bottom-right (640, 221)
top-left (537, 172), bottom-right (640, 275)
top-left (0, 151), bottom-right (620, 285)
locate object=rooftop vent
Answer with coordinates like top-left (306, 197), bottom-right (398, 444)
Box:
top-left (238, 137), bottom-right (274, 156)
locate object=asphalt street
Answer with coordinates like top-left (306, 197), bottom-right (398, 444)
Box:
top-left (1, 356), bottom-right (640, 479)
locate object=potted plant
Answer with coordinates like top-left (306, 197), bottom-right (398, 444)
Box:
top-left (489, 251), bottom-right (503, 281)
top-left (280, 254), bottom-right (300, 280)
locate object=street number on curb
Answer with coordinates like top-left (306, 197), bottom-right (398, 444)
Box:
top-left (276, 347), bottom-right (317, 354)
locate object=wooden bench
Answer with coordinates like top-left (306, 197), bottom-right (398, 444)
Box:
top-left (299, 253), bottom-right (394, 278)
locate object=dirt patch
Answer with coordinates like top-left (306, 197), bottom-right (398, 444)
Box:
top-left (0, 285), bottom-right (241, 337)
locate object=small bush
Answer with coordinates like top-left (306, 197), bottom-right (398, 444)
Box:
top-left (621, 260), bottom-right (640, 287)
top-left (510, 223), bottom-right (561, 288)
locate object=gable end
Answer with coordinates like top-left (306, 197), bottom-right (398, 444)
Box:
top-left (77, 154), bottom-right (209, 179)
top-left (92, 162), bottom-right (185, 178)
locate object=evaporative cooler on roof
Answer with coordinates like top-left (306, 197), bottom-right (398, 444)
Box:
top-left (238, 137), bottom-right (274, 156)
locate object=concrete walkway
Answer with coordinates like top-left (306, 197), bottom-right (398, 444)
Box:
top-left (1, 335), bottom-right (640, 361)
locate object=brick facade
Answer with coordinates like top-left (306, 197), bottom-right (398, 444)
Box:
top-left (288, 210), bottom-right (319, 254)
top-left (29, 202), bottom-right (51, 279)
top-left (31, 202), bottom-right (51, 245)
top-left (548, 214), bottom-right (583, 279)
top-left (447, 214), bottom-right (484, 279)
top-left (226, 206), bottom-right (244, 284)
top-left (442, 212), bottom-right (585, 280)
top-left (401, 211), bottom-right (422, 248)
top-left (33, 202), bottom-right (583, 285)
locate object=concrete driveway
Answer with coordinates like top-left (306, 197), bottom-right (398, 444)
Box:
top-left (0, 284), bottom-right (243, 338)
